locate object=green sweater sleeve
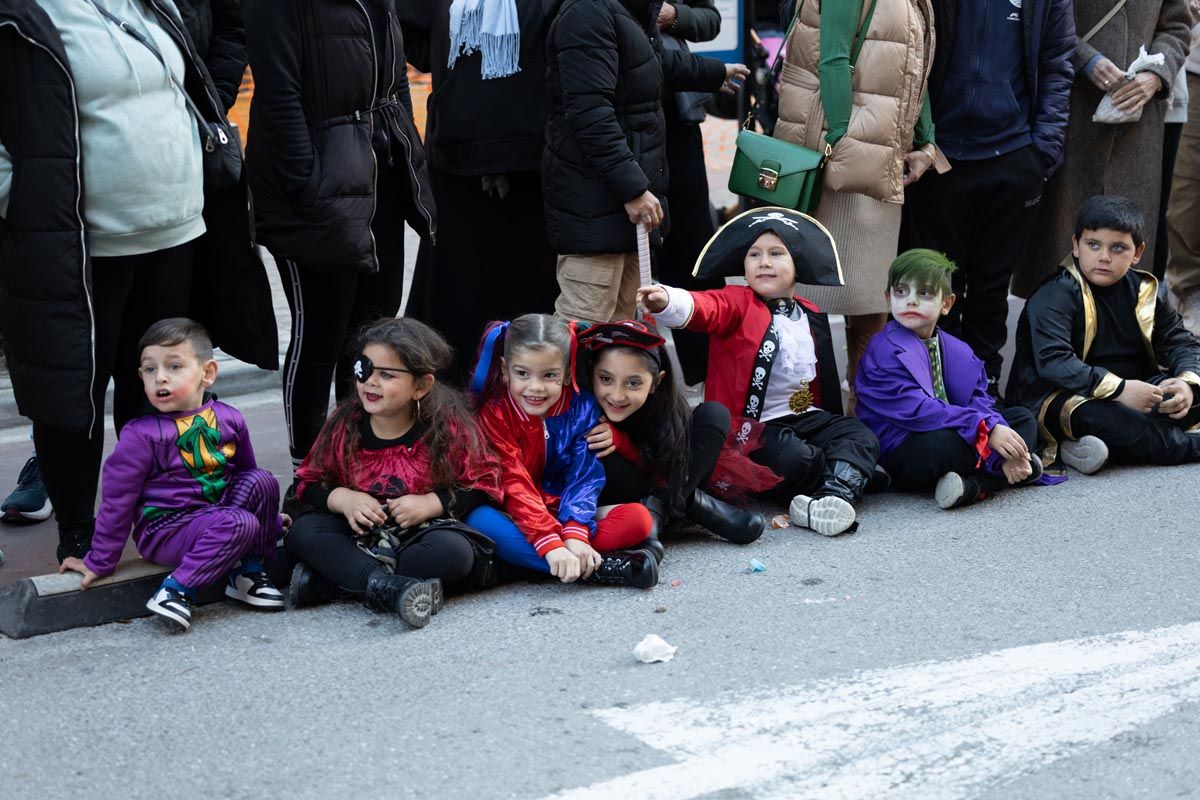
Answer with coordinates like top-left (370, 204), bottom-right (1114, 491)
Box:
top-left (817, 0), bottom-right (863, 148)
top-left (913, 92), bottom-right (935, 148)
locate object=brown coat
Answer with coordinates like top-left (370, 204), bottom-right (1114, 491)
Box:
top-left (1014, 0), bottom-right (1192, 298)
top-left (775, 0), bottom-right (948, 205)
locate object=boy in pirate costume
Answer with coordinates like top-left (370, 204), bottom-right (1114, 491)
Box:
top-left (638, 208), bottom-right (880, 536)
top-left (1007, 196), bottom-right (1200, 473)
top-left (855, 250), bottom-right (1045, 510)
top-left (60, 319), bottom-right (285, 630)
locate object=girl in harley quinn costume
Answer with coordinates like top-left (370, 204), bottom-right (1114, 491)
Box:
top-left (464, 314), bottom-right (659, 588)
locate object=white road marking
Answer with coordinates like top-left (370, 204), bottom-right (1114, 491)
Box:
top-left (547, 622), bottom-right (1200, 800)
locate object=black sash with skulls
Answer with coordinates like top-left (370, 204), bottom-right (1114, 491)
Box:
top-left (744, 297), bottom-right (799, 420)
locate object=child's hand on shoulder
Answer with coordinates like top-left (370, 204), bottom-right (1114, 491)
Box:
top-left (1116, 380), bottom-right (1164, 414)
top-left (1158, 378), bottom-right (1195, 419)
top-left (564, 538), bottom-right (602, 579)
top-left (989, 424), bottom-right (1029, 462)
top-left (59, 557), bottom-right (99, 590)
top-left (387, 493), bottom-right (443, 528)
top-left (586, 420), bottom-right (615, 457)
top-left (545, 546), bottom-right (582, 583)
top-left (637, 285), bottom-right (669, 314)
top-left (328, 488), bottom-right (388, 534)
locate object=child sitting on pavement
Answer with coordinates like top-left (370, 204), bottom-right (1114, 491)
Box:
top-left (855, 250), bottom-right (1044, 509)
top-left (639, 208), bottom-right (880, 536)
top-left (1007, 195), bottom-right (1200, 472)
top-left (60, 319), bottom-right (284, 630)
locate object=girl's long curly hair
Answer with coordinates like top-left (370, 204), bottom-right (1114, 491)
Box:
top-left (579, 343), bottom-right (693, 513)
top-left (305, 317), bottom-right (492, 491)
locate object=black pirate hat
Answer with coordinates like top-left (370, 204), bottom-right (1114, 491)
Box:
top-left (691, 207), bottom-right (843, 286)
top-left (576, 320), bottom-right (666, 352)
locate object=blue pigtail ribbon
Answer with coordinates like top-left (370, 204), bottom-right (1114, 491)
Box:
top-left (469, 321), bottom-right (509, 396)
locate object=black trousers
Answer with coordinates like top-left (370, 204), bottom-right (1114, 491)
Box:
top-left (1154, 122), bottom-right (1185, 280)
top-left (275, 168), bottom-right (408, 464)
top-left (1045, 394), bottom-right (1200, 466)
top-left (285, 512), bottom-right (478, 594)
top-left (598, 401), bottom-right (730, 507)
top-left (659, 112), bottom-right (724, 385)
top-left (407, 167), bottom-right (558, 383)
top-left (34, 241), bottom-right (195, 536)
top-left (750, 409), bottom-right (880, 500)
top-left (883, 406), bottom-right (1037, 491)
top-left (902, 144), bottom-right (1046, 381)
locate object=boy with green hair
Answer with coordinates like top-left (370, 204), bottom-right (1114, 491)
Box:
top-left (855, 249), bottom-right (1045, 509)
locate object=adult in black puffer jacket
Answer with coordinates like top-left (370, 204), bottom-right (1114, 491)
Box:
top-left (244, 0), bottom-right (437, 467)
top-left (176, 0), bottom-right (246, 111)
top-left (544, 0), bottom-right (741, 324)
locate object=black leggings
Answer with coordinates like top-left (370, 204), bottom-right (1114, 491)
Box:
top-left (883, 406), bottom-right (1037, 491)
top-left (276, 168), bottom-right (409, 464)
top-left (749, 410), bottom-right (880, 501)
top-left (598, 401), bottom-right (730, 507)
top-left (34, 241), bottom-right (195, 536)
top-left (285, 512), bottom-right (477, 594)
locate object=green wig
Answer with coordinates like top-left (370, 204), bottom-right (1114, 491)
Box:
top-left (887, 249), bottom-right (957, 296)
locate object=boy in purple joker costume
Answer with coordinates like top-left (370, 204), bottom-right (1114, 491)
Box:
top-left (60, 318), bottom-right (284, 629)
top-left (854, 250), bottom-right (1047, 510)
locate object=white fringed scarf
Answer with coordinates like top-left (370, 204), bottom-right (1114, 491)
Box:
top-left (447, 0), bottom-right (521, 79)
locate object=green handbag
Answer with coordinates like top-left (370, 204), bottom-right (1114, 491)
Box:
top-left (727, 0), bottom-right (878, 212)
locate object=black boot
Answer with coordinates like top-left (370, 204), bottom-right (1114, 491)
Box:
top-left (788, 461), bottom-right (868, 536)
top-left (685, 490), bottom-right (764, 545)
top-left (817, 460), bottom-right (870, 504)
top-left (363, 568), bottom-right (443, 628)
top-left (638, 496), bottom-right (668, 564)
top-left (585, 550), bottom-right (659, 589)
top-left (56, 520), bottom-right (94, 564)
top-left (288, 561), bottom-right (340, 608)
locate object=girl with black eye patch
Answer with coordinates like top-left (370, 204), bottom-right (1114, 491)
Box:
top-left (578, 322), bottom-right (766, 550)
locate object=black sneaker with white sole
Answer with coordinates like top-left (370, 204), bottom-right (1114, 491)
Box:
top-left (1059, 435), bottom-right (1109, 475)
top-left (788, 494), bottom-right (857, 536)
top-left (226, 571), bottom-right (285, 610)
top-left (146, 585), bottom-right (193, 630)
top-left (935, 472), bottom-right (985, 510)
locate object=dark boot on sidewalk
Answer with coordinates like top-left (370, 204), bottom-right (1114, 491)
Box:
top-left (289, 561), bottom-right (340, 608)
top-left (685, 490), bottom-right (764, 544)
top-left (363, 569), bottom-right (443, 628)
top-left (638, 496), bottom-right (668, 564)
top-left (585, 550), bottom-right (659, 589)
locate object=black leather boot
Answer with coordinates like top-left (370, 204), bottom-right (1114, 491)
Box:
top-left (685, 490), bottom-right (765, 544)
top-left (638, 496), bottom-right (668, 564)
top-left (817, 460), bottom-right (870, 504)
top-left (584, 550), bottom-right (659, 589)
top-left (288, 561), bottom-right (339, 608)
top-left (363, 568), bottom-right (443, 628)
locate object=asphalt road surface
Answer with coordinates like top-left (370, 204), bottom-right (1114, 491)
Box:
top-left (2, 396), bottom-right (1199, 799)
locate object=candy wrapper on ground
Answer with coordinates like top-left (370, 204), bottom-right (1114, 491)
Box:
top-left (634, 634), bottom-right (678, 663)
top-left (1092, 46), bottom-right (1166, 124)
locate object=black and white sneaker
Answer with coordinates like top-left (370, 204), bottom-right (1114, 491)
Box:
top-left (935, 472), bottom-right (984, 510)
top-left (1059, 435), bottom-right (1109, 475)
top-left (788, 494), bottom-right (857, 536)
top-left (226, 571), bottom-right (285, 610)
top-left (146, 586), bottom-right (193, 631)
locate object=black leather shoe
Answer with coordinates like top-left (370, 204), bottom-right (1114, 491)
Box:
top-left (585, 550), bottom-right (659, 589)
top-left (685, 490), bottom-right (764, 544)
top-left (638, 496), bottom-right (668, 563)
top-left (288, 561), bottom-right (339, 608)
top-left (363, 569), bottom-right (442, 628)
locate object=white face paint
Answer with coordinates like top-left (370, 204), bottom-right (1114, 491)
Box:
top-left (889, 280), bottom-right (948, 339)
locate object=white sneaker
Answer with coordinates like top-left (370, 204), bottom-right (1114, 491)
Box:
top-left (225, 571), bottom-right (285, 610)
top-left (789, 494), bottom-right (857, 536)
top-left (1059, 435), bottom-right (1109, 475)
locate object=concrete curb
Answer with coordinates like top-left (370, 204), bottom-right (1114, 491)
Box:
top-left (0, 550), bottom-right (291, 639)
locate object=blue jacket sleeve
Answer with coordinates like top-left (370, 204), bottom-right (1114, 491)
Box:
top-left (556, 394), bottom-right (605, 533)
top-left (1032, 0), bottom-right (1075, 173)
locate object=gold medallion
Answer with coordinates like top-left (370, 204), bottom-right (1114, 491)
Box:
top-left (788, 381), bottom-right (813, 414)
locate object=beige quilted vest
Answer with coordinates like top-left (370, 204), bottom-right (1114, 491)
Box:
top-left (775, 0), bottom-right (943, 204)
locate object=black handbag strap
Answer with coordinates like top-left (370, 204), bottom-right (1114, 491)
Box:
top-left (87, 1), bottom-right (216, 135)
top-left (745, 0), bottom-right (880, 131)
